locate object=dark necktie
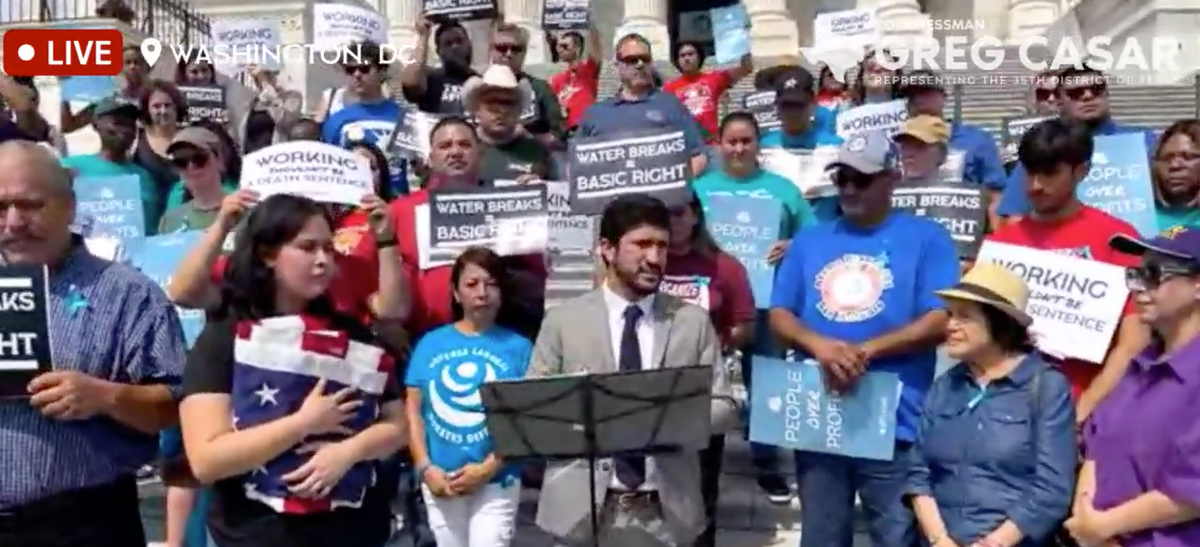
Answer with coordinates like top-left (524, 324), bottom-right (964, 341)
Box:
top-left (616, 304), bottom-right (646, 488)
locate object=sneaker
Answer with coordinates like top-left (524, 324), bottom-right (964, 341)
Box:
top-left (757, 474), bottom-right (793, 504)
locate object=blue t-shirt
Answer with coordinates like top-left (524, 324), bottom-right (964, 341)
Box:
top-left (405, 324), bottom-right (533, 485)
top-left (321, 100), bottom-right (408, 196)
top-left (61, 153), bottom-right (161, 233)
top-left (996, 119), bottom-right (1158, 216)
top-left (759, 106), bottom-right (844, 223)
top-left (768, 212), bottom-right (960, 442)
top-left (948, 123), bottom-right (1007, 190)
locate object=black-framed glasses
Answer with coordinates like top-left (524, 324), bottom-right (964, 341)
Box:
top-left (343, 64), bottom-right (374, 75)
top-left (833, 170), bottom-right (875, 190)
top-left (1126, 262), bottom-right (1198, 291)
top-left (1063, 82), bottom-right (1107, 101)
top-left (618, 54), bottom-right (652, 67)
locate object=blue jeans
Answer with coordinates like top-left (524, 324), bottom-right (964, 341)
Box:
top-left (794, 443), bottom-right (917, 547)
top-left (742, 311), bottom-right (788, 475)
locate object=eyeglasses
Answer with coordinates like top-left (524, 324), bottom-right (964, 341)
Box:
top-left (343, 64), bottom-right (374, 75)
top-left (618, 54), bottom-right (652, 67)
top-left (493, 44), bottom-right (526, 55)
top-left (171, 152), bottom-right (210, 169)
top-left (1125, 262), bottom-right (1198, 291)
top-left (1063, 82), bottom-right (1107, 101)
top-left (833, 170), bottom-right (875, 190)
top-left (1034, 88), bottom-right (1055, 101)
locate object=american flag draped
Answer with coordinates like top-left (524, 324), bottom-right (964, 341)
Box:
top-left (231, 315), bottom-right (394, 514)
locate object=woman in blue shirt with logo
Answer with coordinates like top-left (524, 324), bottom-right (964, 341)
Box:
top-left (405, 246), bottom-right (532, 547)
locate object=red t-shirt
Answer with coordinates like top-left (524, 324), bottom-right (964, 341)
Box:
top-left (210, 211), bottom-right (376, 322)
top-left (349, 190), bottom-right (550, 338)
top-left (986, 205), bottom-right (1139, 399)
top-left (663, 70), bottom-right (734, 142)
top-left (661, 250), bottom-right (756, 349)
top-left (549, 58), bottom-right (600, 130)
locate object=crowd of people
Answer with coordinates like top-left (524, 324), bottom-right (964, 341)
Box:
top-left (2, 7), bottom-right (1200, 547)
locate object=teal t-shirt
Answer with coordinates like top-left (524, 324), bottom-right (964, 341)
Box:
top-left (164, 178), bottom-right (239, 212)
top-left (1156, 204), bottom-right (1200, 232)
top-left (62, 153), bottom-right (161, 233)
top-left (405, 324), bottom-right (532, 486)
top-left (693, 168), bottom-right (817, 238)
top-left (758, 106), bottom-right (845, 223)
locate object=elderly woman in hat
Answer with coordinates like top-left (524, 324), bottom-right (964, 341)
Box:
top-left (906, 264), bottom-right (1077, 547)
top-left (462, 64), bottom-right (559, 182)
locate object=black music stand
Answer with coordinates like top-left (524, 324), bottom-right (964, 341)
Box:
top-left (480, 366), bottom-right (714, 547)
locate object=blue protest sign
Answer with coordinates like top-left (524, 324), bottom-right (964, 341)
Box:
top-left (73, 175), bottom-right (146, 242)
top-left (59, 76), bottom-right (116, 104)
top-left (748, 356), bottom-right (901, 461)
top-left (711, 5), bottom-right (749, 64)
top-left (1077, 133), bottom-right (1157, 236)
top-left (703, 193), bottom-right (780, 308)
top-left (127, 231), bottom-right (206, 346)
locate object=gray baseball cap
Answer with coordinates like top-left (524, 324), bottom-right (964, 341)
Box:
top-left (827, 130), bottom-right (899, 175)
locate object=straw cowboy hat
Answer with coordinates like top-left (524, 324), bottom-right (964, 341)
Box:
top-left (461, 64), bottom-right (534, 113)
top-left (936, 263), bottom-right (1033, 327)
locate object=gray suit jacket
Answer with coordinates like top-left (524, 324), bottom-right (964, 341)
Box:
top-left (526, 289), bottom-right (742, 544)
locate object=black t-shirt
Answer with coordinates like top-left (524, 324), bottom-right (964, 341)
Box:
top-left (403, 67), bottom-right (477, 115)
top-left (244, 110), bottom-right (277, 154)
top-left (182, 312), bottom-right (400, 547)
top-left (133, 131), bottom-right (179, 201)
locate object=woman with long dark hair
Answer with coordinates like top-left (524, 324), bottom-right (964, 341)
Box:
top-left (848, 49), bottom-right (904, 107)
top-left (179, 194), bottom-right (407, 547)
top-left (404, 247), bottom-right (530, 547)
top-left (346, 140), bottom-right (404, 200)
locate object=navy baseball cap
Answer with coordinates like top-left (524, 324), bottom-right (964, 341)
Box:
top-left (1110, 226), bottom-right (1200, 266)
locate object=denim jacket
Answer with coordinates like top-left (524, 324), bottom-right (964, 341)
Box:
top-left (906, 354), bottom-right (1076, 546)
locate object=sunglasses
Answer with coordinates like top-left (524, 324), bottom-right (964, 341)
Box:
top-left (833, 170), bottom-right (875, 190)
top-left (171, 152), bottom-right (210, 169)
top-left (1125, 262), bottom-right (1198, 291)
top-left (493, 44), bottom-right (525, 55)
top-left (1034, 88), bottom-right (1055, 101)
top-left (1062, 82), bottom-right (1107, 101)
top-left (343, 64), bottom-right (375, 75)
top-left (618, 54), bottom-right (652, 67)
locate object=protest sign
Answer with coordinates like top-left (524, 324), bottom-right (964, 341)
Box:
top-left (939, 150), bottom-right (966, 183)
top-left (568, 130), bottom-right (692, 215)
top-left (241, 141), bottom-right (374, 206)
top-left (659, 275), bottom-right (712, 309)
top-left (976, 241), bottom-right (1128, 363)
top-left (423, 0), bottom-right (497, 22)
top-left (813, 8), bottom-right (881, 46)
top-left (1077, 134), bottom-right (1156, 236)
top-left (704, 194), bottom-right (780, 308)
top-left (127, 231), bottom-right (207, 346)
top-left (312, 4), bottom-right (387, 49)
top-left (759, 146), bottom-right (839, 197)
top-left (84, 236), bottom-right (124, 262)
top-left (543, 0), bottom-right (588, 30)
top-left (741, 91), bottom-right (780, 130)
top-left (59, 76), bottom-right (116, 104)
top-left (0, 265), bottom-right (52, 398)
top-left (711, 5), bottom-right (749, 64)
top-left (496, 180), bottom-right (593, 252)
top-left (892, 181), bottom-right (986, 258)
top-left (428, 185), bottom-right (549, 259)
top-left (749, 357), bottom-right (901, 461)
top-left (179, 85), bottom-right (228, 125)
top-left (74, 175), bottom-right (145, 241)
top-left (414, 204), bottom-right (455, 270)
top-left (386, 111), bottom-right (440, 160)
top-left (211, 18), bottom-right (282, 73)
top-left (836, 100), bottom-right (907, 138)
top-left (1001, 115), bottom-right (1052, 162)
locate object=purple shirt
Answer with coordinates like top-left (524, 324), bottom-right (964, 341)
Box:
top-left (1085, 337), bottom-right (1200, 547)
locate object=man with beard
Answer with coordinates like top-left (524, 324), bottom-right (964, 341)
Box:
top-left (986, 118), bottom-right (1147, 427)
top-left (464, 65), bottom-right (560, 181)
top-left (61, 98), bottom-right (160, 233)
top-left (490, 20), bottom-right (566, 147)
top-left (400, 18), bottom-right (478, 116)
top-left (527, 193), bottom-right (740, 547)
top-left (996, 64), bottom-right (1158, 220)
top-left (768, 130), bottom-right (959, 547)
top-left (548, 25), bottom-right (602, 135)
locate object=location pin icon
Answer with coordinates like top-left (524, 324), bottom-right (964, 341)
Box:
top-left (140, 38), bottom-right (162, 67)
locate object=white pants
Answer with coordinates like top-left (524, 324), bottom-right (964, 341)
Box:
top-left (422, 481), bottom-right (521, 547)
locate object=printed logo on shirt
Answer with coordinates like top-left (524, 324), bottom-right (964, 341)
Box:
top-left (333, 224), bottom-right (366, 255)
top-left (340, 120), bottom-right (395, 148)
top-left (659, 275), bottom-right (711, 310)
top-left (442, 84), bottom-right (464, 110)
top-left (814, 254), bottom-right (894, 322)
top-left (520, 99), bottom-right (537, 122)
top-left (557, 85), bottom-right (577, 105)
top-left (680, 84), bottom-right (714, 116)
top-left (427, 348), bottom-right (512, 444)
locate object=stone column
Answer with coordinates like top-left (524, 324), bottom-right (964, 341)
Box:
top-left (615, 0), bottom-right (670, 61)
top-left (1007, 0), bottom-right (1060, 45)
top-left (386, 0), bottom-right (422, 49)
top-left (503, 0), bottom-right (549, 64)
top-left (872, 0), bottom-right (932, 47)
top-left (746, 0), bottom-right (801, 59)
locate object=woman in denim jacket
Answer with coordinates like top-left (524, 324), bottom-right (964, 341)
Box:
top-left (906, 264), bottom-right (1077, 547)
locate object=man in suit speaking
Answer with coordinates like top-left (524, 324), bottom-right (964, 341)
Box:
top-left (526, 193), bottom-right (743, 547)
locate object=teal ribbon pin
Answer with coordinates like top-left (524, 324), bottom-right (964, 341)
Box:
top-left (65, 284), bottom-right (88, 315)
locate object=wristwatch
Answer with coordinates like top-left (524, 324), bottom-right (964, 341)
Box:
top-left (377, 237), bottom-right (398, 249)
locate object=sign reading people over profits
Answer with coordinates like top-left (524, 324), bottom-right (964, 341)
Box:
top-left (568, 130), bottom-right (692, 215)
top-left (73, 175), bottom-right (146, 241)
top-left (891, 182), bottom-right (987, 258)
top-left (975, 241), bottom-right (1128, 364)
top-left (423, 0), bottom-right (497, 22)
top-left (0, 265), bottom-right (52, 398)
top-left (1077, 134), bottom-right (1157, 236)
top-left (240, 141), bottom-right (375, 206)
top-left (428, 185), bottom-right (549, 260)
top-left (179, 85), bottom-right (228, 125)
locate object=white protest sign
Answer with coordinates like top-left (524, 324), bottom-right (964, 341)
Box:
top-left (240, 141), bottom-right (374, 206)
top-left (813, 9), bottom-right (881, 46)
top-left (975, 241), bottom-right (1129, 364)
top-left (495, 180), bottom-right (593, 252)
top-left (939, 150), bottom-right (966, 182)
top-left (759, 146), bottom-right (840, 198)
top-left (312, 4), bottom-right (387, 50)
top-left (837, 100), bottom-right (908, 138)
top-left (210, 18), bottom-right (282, 73)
